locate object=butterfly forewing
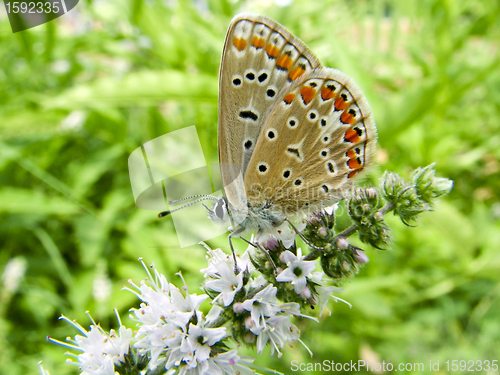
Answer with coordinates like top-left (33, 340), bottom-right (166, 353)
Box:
top-left (218, 13), bottom-right (322, 206)
top-left (243, 68), bottom-right (377, 215)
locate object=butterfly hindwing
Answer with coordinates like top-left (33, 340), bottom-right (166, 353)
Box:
top-left (218, 13), bottom-right (322, 206)
top-left (243, 67), bottom-right (377, 214)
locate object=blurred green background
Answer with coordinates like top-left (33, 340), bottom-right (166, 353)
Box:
top-left (1, 0), bottom-right (499, 374)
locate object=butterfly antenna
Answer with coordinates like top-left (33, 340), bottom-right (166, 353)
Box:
top-left (166, 194), bottom-right (219, 205)
top-left (158, 196), bottom-right (219, 218)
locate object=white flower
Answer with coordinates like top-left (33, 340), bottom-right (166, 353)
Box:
top-left (201, 248), bottom-right (234, 278)
top-left (309, 272), bottom-right (351, 317)
top-left (241, 285), bottom-right (280, 333)
top-left (128, 267), bottom-right (209, 369)
top-left (238, 244), bottom-right (257, 273)
top-left (256, 221), bottom-right (306, 249)
top-left (204, 261), bottom-right (244, 306)
top-left (248, 275), bottom-right (267, 290)
top-left (52, 314), bottom-right (132, 375)
top-left (209, 350), bottom-right (255, 375)
top-left (276, 249), bottom-right (317, 294)
top-left (180, 320), bottom-right (226, 368)
top-left (256, 315), bottom-right (300, 357)
top-left (324, 203), bottom-right (339, 216)
top-left (201, 247), bottom-right (253, 276)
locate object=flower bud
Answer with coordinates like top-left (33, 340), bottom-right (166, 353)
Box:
top-left (366, 187), bottom-right (377, 200)
top-left (233, 302), bottom-right (245, 313)
top-left (317, 227), bottom-right (328, 238)
top-left (264, 236), bottom-right (279, 251)
top-left (380, 171), bottom-right (406, 202)
top-left (243, 332), bottom-right (256, 344)
top-left (432, 177), bottom-right (453, 197)
top-left (308, 295), bottom-right (318, 306)
top-left (354, 251), bottom-right (369, 264)
top-left (336, 238), bottom-right (349, 250)
top-left (374, 211), bottom-right (383, 221)
top-left (300, 287), bottom-right (312, 299)
top-left (244, 316), bottom-right (255, 330)
top-left (308, 215), bottom-right (321, 226)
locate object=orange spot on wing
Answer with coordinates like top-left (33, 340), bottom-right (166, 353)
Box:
top-left (233, 37), bottom-right (247, 51)
top-left (335, 97), bottom-right (349, 111)
top-left (344, 128), bottom-right (360, 143)
top-left (348, 158), bottom-right (362, 169)
top-left (346, 149), bottom-right (356, 159)
top-left (283, 93), bottom-right (295, 104)
top-left (341, 111), bottom-right (355, 124)
top-left (266, 44), bottom-right (280, 58)
top-left (300, 86), bottom-right (316, 105)
top-left (321, 87), bottom-right (335, 100)
top-left (276, 54), bottom-right (293, 70)
top-left (289, 66), bottom-right (305, 81)
top-left (252, 36), bottom-right (265, 49)
top-left (348, 170), bottom-right (359, 179)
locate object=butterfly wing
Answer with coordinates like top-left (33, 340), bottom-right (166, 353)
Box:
top-left (243, 67), bottom-right (377, 215)
top-left (218, 13), bottom-right (322, 208)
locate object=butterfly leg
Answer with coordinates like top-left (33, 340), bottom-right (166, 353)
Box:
top-left (284, 218), bottom-right (325, 251)
top-left (228, 227), bottom-right (245, 273)
top-left (239, 236), bottom-right (278, 274)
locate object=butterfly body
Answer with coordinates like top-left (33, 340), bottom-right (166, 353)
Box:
top-left (207, 197), bottom-right (284, 234)
top-left (215, 13), bottom-right (377, 240)
top-left (160, 13), bottom-right (377, 251)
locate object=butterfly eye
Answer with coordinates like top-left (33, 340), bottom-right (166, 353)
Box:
top-left (215, 199), bottom-right (226, 219)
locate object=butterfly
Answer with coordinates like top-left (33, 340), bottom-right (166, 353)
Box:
top-left (160, 13), bottom-right (377, 258)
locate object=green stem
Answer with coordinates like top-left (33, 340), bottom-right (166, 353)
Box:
top-left (378, 201), bottom-right (396, 215)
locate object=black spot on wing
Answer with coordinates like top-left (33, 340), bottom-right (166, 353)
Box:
top-left (239, 111), bottom-right (258, 121)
